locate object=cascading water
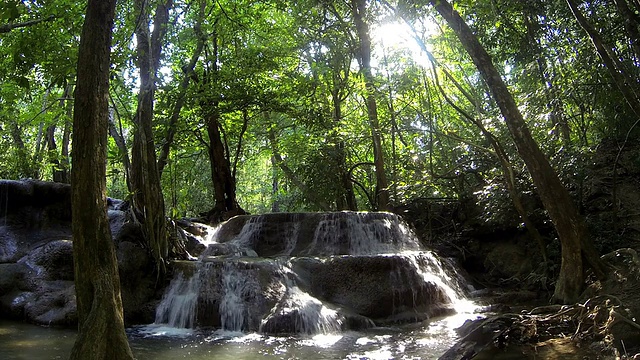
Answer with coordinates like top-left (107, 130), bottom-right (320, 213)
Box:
top-left (218, 262), bottom-right (260, 331)
top-left (154, 271), bottom-right (199, 328)
top-left (153, 211), bottom-right (475, 337)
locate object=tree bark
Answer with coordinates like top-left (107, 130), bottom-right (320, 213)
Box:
top-left (50, 84), bottom-right (72, 183)
top-left (59, 84), bottom-right (72, 184)
top-left (430, 0), bottom-right (605, 303)
top-left (199, 29), bottom-right (244, 217)
top-left (331, 84), bottom-right (357, 211)
top-left (69, 0), bottom-right (133, 358)
top-left (130, 0), bottom-right (171, 274)
top-left (351, 0), bottom-right (390, 211)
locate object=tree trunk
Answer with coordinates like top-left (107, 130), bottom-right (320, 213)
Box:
top-left (267, 122), bottom-right (331, 211)
top-left (57, 84), bottom-right (72, 184)
top-left (108, 110), bottom-right (132, 190)
top-left (566, 0), bottom-right (640, 116)
top-left (51, 84), bottom-right (72, 183)
top-left (351, 0), bottom-right (390, 211)
top-left (69, 0), bottom-right (133, 358)
top-left (430, 0), bottom-right (605, 303)
top-left (199, 30), bottom-right (244, 218)
top-left (130, 0), bottom-right (171, 274)
top-left (331, 87), bottom-right (357, 211)
top-left (8, 120), bottom-right (36, 178)
top-left (157, 13), bottom-right (204, 176)
top-left (205, 107), bottom-right (239, 212)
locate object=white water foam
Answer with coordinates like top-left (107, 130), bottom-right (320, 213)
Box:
top-left (282, 283), bottom-right (343, 334)
top-left (402, 251), bottom-right (476, 313)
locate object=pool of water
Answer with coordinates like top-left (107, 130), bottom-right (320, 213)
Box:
top-left (0, 312), bottom-right (480, 360)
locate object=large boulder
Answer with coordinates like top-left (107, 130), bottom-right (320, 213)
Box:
top-left (0, 179), bottom-right (156, 326)
top-left (292, 253), bottom-right (455, 323)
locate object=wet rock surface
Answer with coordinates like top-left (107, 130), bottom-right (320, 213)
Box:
top-left (0, 179), bottom-right (156, 326)
top-left (155, 212), bottom-right (469, 335)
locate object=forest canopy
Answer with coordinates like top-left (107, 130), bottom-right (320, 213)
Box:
top-left (1, 0), bottom-right (638, 218)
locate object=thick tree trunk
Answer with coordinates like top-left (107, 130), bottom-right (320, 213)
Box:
top-left (69, 0), bottom-right (133, 358)
top-left (199, 30), bottom-right (243, 218)
top-left (130, 0), bottom-right (171, 274)
top-left (351, 0), bottom-right (390, 211)
top-left (205, 108), bottom-right (239, 212)
top-left (430, 0), bottom-right (605, 303)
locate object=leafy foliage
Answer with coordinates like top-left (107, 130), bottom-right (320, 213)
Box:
top-left (1, 0), bottom-right (638, 219)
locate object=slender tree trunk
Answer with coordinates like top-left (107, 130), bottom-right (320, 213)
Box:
top-left (430, 0), bottom-right (605, 303)
top-left (45, 122), bottom-right (61, 182)
top-left (58, 84), bottom-right (72, 184)
top-left (108, 110), bottom-right (132, 190)
top-left (8, 120), bottom-right (36, 178)
top-left (331, 88), bottom-right (357, 211)
top-left (271, 156), bottom-right (280, 212)
top-left (130, 0), bottom-right (171, 274)
top-left (566, 0), bottom-right (640, 116)
top-left (33, 87), bottom-right (51, 170)
top-left (351, 0), bottom-right (390, 211)
top-left (69, 0), bottom-right (133, 358)
top-left (51, 84), bottom-right (72, 183)
top-left (429, 60), bottom-right (549, 267)
top-left (267, 121), bottom-right (331, 211)
top-left (157, 9), bottom-right (204, 176)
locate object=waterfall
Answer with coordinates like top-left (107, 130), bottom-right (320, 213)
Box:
top-left (219, 262), bottom-right (258, 331)
top-left (402, 251), bottom-right (475, 313)
top-left (307, 212), bottom-right (421, 255)
top-left (154, 212), bottom-right (473, 334)
top-left (154, 271), bottom-right (199, 328)
top-left (260, 264), bottom-right (344, 334)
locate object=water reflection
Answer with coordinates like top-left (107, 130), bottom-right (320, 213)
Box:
top-left (0, 312), bottom-right (481, 360)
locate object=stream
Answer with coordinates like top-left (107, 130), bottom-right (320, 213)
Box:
top-left (0, 311), bottom-right (479, 360)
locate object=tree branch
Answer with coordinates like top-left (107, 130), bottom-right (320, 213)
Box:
top-left (0, 15), bottom-right (55, 33)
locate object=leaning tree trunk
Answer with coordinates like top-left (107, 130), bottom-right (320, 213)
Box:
top-left (351, 0), bottom-right (390, 211)
top-left (430, 0), bottom-right (605, 303)
top-left (69, 0), bottom-right (134, 358)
